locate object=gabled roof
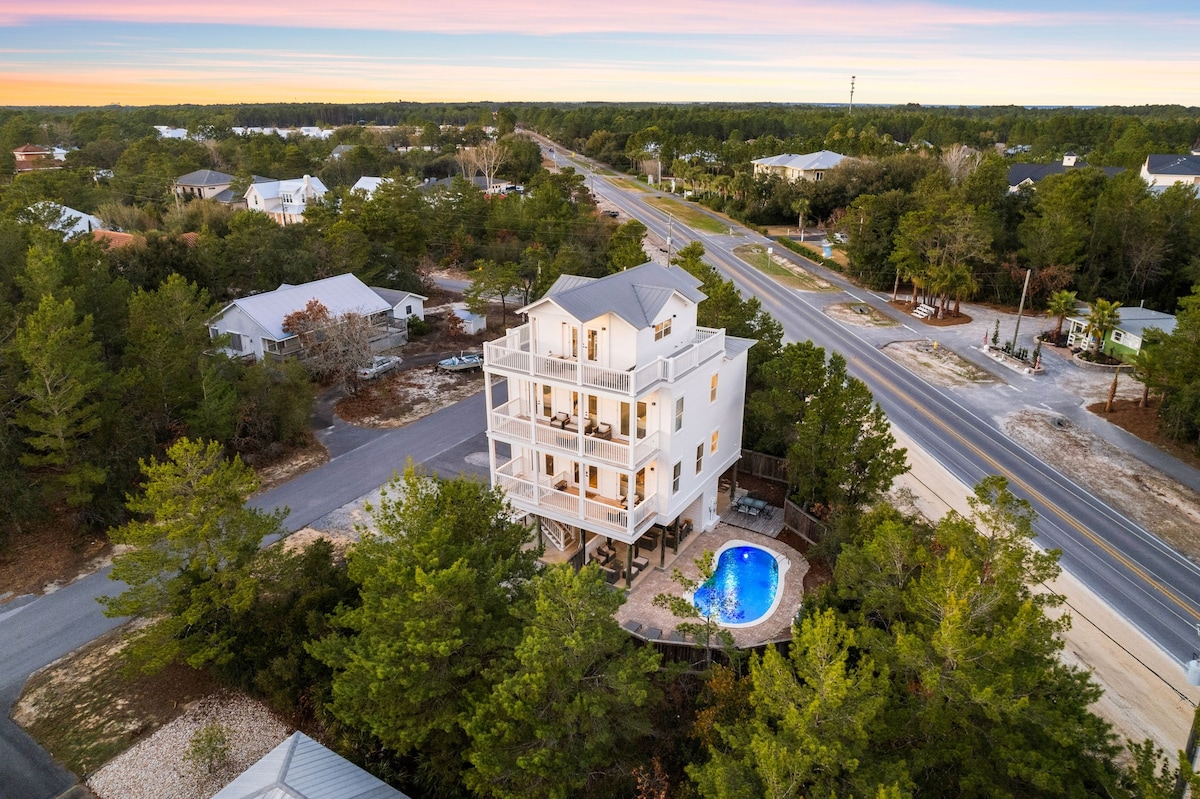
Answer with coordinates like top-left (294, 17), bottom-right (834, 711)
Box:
top-left (370, 286), bottom-right (428, 307)
top-left (247, 176), bottom-right (329, 201)
top-left (1144, 154), bottom-right (1200, 177)
top-left (176, 168), bottom-right (234, 187)
top-left (13, 143), bottom-right (52, 154)
top-left (214, 273), bottom-right (390, 339)
top-left (352, 176), bottom-right (389, 196)
top-left (1007, 162), bottom-right (1123, 187)
top-left (211, 732), bottom-right (409, 799)
top-left (1067, 306), bottom-right (1177, 337)
top-left (752, 150), bottom-right (848, 171)
top-left (525, 262), bottom-right (706, 329)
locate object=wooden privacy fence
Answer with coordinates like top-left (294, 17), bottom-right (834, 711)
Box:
top-left (738, 449), bottom-right (789, 483)
top-left (783, 498), bottom-right (828, 543)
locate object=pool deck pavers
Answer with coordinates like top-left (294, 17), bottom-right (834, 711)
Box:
top-left (614, 522), bottom-right (808, 649)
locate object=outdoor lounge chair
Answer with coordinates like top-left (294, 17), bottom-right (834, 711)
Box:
top-left (550, 411), bottom-right (569, 428)
top-left (593, 422), bottom-right (612, 440)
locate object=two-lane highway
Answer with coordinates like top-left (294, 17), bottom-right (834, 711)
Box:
top-left (542, 138), bottom-right (1200, 664)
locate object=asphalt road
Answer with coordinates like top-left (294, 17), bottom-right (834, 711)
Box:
top-left (0, 381), bottom-right (501, 799)
top-left (538, 137), bottom-right (1200, 667)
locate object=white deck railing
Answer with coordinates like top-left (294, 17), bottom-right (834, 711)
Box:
top-left (484, 325), bottom-right (725, 397)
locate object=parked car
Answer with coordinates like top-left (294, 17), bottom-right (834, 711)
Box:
top-left (357, 355), bottom-right (402, 380)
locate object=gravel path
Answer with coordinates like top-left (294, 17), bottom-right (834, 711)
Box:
top-left (87, 694), bottom-right (288, 799)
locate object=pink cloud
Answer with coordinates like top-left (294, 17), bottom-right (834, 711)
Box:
top-left (0, 0), bottom-right (1123, 36)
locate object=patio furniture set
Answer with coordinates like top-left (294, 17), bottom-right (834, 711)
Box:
top-left (549, 412), bottom-right (612, 439)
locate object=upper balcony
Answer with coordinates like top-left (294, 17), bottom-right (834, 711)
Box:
top-left (490, 397), bottom-right (659, 471)
top-left (484, 324), bottom-right (725, 397)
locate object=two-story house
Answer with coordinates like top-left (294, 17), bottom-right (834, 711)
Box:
top-left (1141, 153), bottom-right (1200, 192)
top-left (484, 262), bottom-right (754, 585)
top-left (244, 175), bottom-right (328, 225)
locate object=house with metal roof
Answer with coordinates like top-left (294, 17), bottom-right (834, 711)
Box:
top-left (21, 201), bottom-right (105, 239)
top-left (370, 286), bottom-right (428, 323)
top-left (1065, 305), bottom-right (1177, 359)
top-left (751, 150), bottom-right (848, 182)
top-left (207, 273), bottom-right (391, 361)
top-left (484, 262), bottom-right (755, 586)
top-left (245, 175), bottom-right (329, 225)
top-left (211, 731), bottom-right (410, 799)
top-left (1007, 153), bottom-right (1123, 192)
top-left (1140, 154), bottom-right (1200, 192)
top-left (175, 169), bottom-right (236, 201)
top-left (12, 143), bottom-right (63, 173)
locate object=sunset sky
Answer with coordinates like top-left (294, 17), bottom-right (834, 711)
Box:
top-left (1, 1), bottom-right (1198, 107)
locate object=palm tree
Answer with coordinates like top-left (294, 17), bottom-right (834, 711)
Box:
top-left (1084, 298), bottom-right (1123, 358)
top-left (1044, 289), bottom-right (1077, 343)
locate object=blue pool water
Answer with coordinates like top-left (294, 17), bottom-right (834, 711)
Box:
top-left (693, 545), bottom-right (780, 626)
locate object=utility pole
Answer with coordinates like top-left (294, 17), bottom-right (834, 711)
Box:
top-left (666, 215), bottom-right (675, 264)
top-left (849, 75), bottom-right (856, 115)
top-left (1011, 268), bottom-right (1032, 353)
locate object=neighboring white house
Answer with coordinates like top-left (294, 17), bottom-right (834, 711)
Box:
top-left (244, 175), bottom-right (328, 225)
top-left (207, 273), bottom-right (391, 361)
top-left (752, 150), bottom-right (848, 181)
top-left (22, 201), bottom-right (106, 239)
top-left (350, 175), bottom-right (390, 197)
top-left (212, 732), bottom-right (411, 799)
top-left (1140, 154), bottom-right (1200, 191)
top-left (153, 125), bottom-right (189, 139)
top-left (483, 262), bottom-right (754, 584)
top-left (370, 287), bottom-right (427, 323)
top-left (451, 303), bottom-right (487, 335)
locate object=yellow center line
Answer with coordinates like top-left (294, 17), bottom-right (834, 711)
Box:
top-left (855, 356), bottom-right (1200, 623)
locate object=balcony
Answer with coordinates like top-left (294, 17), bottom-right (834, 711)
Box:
top-left (494, 458), bottom-right (659, 540)
top-left (489, 398), bottom-right (659, 471)
top-left (484, 324), bottom-right (725, 397)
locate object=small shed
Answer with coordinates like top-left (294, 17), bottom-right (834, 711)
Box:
top-left (211, 731), bottom-right (411, 799)
top-left (1065, 306), bottom-right (1177, 358)
top-left (451, 303), bottom-right (487, 335)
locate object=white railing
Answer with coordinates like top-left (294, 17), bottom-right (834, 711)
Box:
top-left (633, 432), bottom-right (660, 466)
top-left (496, 473), bottom-right (534, 501)
top-left (584, 496), bottom-right (628, 532)
top-left (633, 494), bottom-right (659, 528)
top-left (541, 487), bottom-right (579, 516)
top-left (583, 435), bottom-right (626, 465)
top-left (484, 324), bottom-right (726, 396)
top-left (534, 424), bottom-right (579, 452)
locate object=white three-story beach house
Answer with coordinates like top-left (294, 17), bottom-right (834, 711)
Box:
top-left (484, 262), bottom-right (754, 584)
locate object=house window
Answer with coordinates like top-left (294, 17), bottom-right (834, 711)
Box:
top-left (711, 429), bottom-right (719, 454)
top-left (542, 385), bottom-right (552, 418)
top-left (545, 454), bottom-right (555, 475)
top-left (696, 443), bottom-right (704, 474)
top-left (674, 397), bottom-right (684, 432)
top-left (636, 401), bottom-right (647, 438)
top-left (1111, 330), bottom-right (1125, 344)
top-left (586, 329), bottom-right (599, 361)
top-left (710, 373), bottom-right (719, 403)
top-left (673, 461), bottom-right (682, 494)
top-left (228, 332), bottom-right (243, 352)
top-left (588, 465), bottom-right (598, 490)
top-left (209, 326), bottom-right (220, 341)
top-left (405, 304), bottom-right (412, 315)
top-left (814, 171), bottom-right (824, 181)
top-left (620, 402), bottom-right (630, 437)
top-left (570, 327), bottom-right (578, 357)
top-left (588, 395), bottom-right (598, 424)
top-left (654, 318), bottom-right (672, 340)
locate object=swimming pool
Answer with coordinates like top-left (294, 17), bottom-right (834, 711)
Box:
top-left (692, 540), bottom-right (790, 628)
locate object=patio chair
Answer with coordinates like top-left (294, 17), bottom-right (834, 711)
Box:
top-left (621, 620), bottom-right (643, 634)
top-left (594, 422), bottom-right (612, 440)
top-left (642, 626), bottom-right (662, 641)
top-left (550, 411), bottom-right (569, 429)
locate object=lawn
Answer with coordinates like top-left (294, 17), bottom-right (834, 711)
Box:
top-left (733, 244), bottom-right (834, 291)
top-left (644, 197), bottom-right (728, 234)
top-left (608, 178), bottom-right (650, 192)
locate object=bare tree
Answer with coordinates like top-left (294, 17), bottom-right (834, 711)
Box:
top-left (454, 147), bottom-right (474, 178)
top-left (468, 140), bottom-right (507, 190)
top-left (941, 144), bottom-right (982, 184)
top-left (282, 300), bottom-right (375, 392)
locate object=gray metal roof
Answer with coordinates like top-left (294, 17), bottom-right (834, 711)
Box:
top-left (176, 168), bottom-right (234, 187)
top-left (1007, 162), bottom-right (1123, 187)
top-left (1145, 154), bottom-right (1200, 177)
top-left (370, 286), bottom-right (428, 307)
top-left (529, 262), bottom-right (706, 328)
top-left (724, 335), bottom-right (756, 359)
top-left (752, 150), bottom-right (848, 171)
top-left (215, 273), bottom-right (391, 339)
top-left (211, 732), bottom-right (410, 799)
top-left (1067, 306), bottom-right (1176, 338)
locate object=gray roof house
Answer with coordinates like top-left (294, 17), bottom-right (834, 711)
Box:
top-left (211, 731), bottom-right (410, 799)
top-left (527, 261), bottom-right (708, 328)
top-left (370, 287), bottom-right (428, 321)
top-left (1007, 153), bottom-right (1124, 192)
top-left (175, 169), bottom-right (235, 200)
top-left (1065, 305), bottom-right (1177, 357)
top-left (751, 150), bottom-right (849, 182)
top-left (1140, 154), bottom-right (1200, 192)
top-left (207, 273), bottom-right (391, 361)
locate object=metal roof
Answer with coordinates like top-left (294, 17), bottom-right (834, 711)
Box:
top-left (1007, 162), bottom-right (1123, 187)
top-left (211, 732), bottom-right (409, 799)
top-left (176, 168), bottom-right (234, 187)
top-left (1067, 306), bottom-right (1177, 338)
top-left (528, 262), bottom-right (706, 328)
top-left (752, 150), bottom-right (848, 171)
top-left (1145, 154), bottom-right (1200, 177)
top-left (370, 287), bottom-right (428, 307)
top-left (215, 273), bottom-right (391, 339)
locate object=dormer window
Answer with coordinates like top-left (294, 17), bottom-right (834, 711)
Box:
top-left (654, 318), bottom-right (672, 340)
